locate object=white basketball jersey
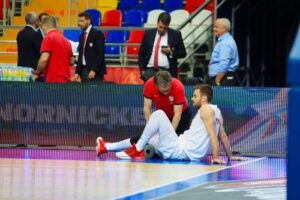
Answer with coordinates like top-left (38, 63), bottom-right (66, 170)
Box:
top-left (178, 104), bottom-right (221, 161)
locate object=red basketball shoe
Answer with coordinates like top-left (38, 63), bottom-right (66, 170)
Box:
top-left (115, 144), bottom-right (145, 160)
top-left (96, 137), bottom-right (107, 155)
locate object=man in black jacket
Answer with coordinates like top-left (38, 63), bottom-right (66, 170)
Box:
top-left (74, 12), bottom-right (106, 82)
top-left (16, 12), bottom-right (40, 69)
top-left (138, 12), bottom-right (186, 82)
top-left (36, 12), bottom-right (49, 40)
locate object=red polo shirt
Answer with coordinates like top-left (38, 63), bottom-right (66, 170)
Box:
top-left (143, 77), bottom-right (188, 119)
top-left (40, 30), bottom-right (72, 83)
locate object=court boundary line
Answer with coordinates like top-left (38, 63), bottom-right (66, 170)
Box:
top-left (115, 157), bottom-right (266, 200)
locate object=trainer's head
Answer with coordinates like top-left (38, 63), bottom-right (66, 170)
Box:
top-left (192, 84), bottom-right (213, 107)
top-left (41, 16), bottom-right (57, 35)
top-left (156, 12), bottom-right (171, 36)
top-left (154, 71), bottom-right (172, 95)
top-left (214, 18), bottom-right (231, 37)
top-left (78, 12), bottom-right (92, 30)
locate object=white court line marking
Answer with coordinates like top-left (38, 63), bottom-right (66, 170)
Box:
top-left (115, 157), bottom-right (267, 200)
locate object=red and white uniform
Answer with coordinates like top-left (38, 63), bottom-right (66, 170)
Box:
top-left (40, 30), bottom-right (72, 83)
top-left (143, 77), bottom-right (188, 119)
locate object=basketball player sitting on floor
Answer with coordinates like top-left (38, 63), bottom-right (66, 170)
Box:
top-left (96, 84), bottom-right (244, 164)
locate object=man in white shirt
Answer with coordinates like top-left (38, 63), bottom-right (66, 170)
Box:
top-left (74, 12), bottom-right (106, 82)
top-left (138, 12), bottom-right (186, 82)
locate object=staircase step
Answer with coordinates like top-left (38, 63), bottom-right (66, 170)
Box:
top-left (0, 54), bottom-right (18, 64)
top-left (0, 42), bottom-right (17, 52)
top-left (1, 29), bottom-right (19, 40)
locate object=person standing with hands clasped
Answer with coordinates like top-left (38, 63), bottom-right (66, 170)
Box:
top-left (208, 18), bottom-right (239, 86)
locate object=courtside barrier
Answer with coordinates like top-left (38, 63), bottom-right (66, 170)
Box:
top-left (0, 82), bottom-right (287, 156)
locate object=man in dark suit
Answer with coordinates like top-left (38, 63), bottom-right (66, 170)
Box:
top-left (16, 12), bottom-right (40, 70)
top-left (74, 12), bottom-right (106, 82)
top-left (138, 12), bottom-right (187, 82)
top-left (36, 12), bottom-right (49, 40)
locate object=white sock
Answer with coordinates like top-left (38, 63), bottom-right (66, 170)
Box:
top-left (105, 138), bottom-right (131, 151)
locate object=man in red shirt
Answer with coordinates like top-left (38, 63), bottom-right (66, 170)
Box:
top-left (96, 71), bottom-right (192, 155)
top-left (35, 16), bottom-right (73, 83)
top-left (143, 70), bottom-right (190, 135)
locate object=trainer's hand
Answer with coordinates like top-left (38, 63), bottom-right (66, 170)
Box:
top-left (211, 158), bottom-right (226, 165)
top-left (229, 156), bottom-right (246, 161)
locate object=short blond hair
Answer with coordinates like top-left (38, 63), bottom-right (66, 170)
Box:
top-left (41, 16), bottom-right (57, 29)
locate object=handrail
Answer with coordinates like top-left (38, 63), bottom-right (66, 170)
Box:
top-left (3, 0), bottom-right (6, 25)
top-left (177, 0), bottom-right (227, 69)
top-left (177, 0), bottom-right (212, 31)
top-left (178, 26), bottom-right (213, 67)
top-left (68, 0), bottom-right (79, 26)
top-left (175, 0), bottom-right (215, 70)
top-left (10, 0), bottom-right (15, 24)
top-left (182, 15), bottom-right (212, 50)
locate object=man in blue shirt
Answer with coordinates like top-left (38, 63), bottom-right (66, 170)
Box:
top-left (208, 18), bottom-right (239, 86)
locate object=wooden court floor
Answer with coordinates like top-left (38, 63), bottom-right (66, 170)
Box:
top-left (0, 148), bottom-right (286, 200)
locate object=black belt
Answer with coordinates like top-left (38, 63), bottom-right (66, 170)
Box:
top-left (211, 71), bottom-right (235, 80)
top-left (226, 71), bottom-right (235, 75)
top-left (147, 67), bottom-right (169, 71)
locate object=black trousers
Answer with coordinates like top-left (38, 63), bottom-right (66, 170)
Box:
top-left (81, 66), bottom-right (103, 82)
top-left (130, 107), bottom-right (192, 144)
top-left (210, 72), bottom-right (237, 86)
top-left (141, 67), bottom-right (170, 83)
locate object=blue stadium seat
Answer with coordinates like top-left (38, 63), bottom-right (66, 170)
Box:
top-left (163, 0), bottom-right (183, 12)
top-left (123, 10), bottom-right (144, 27)
top-left (141, 0), bottom-right (161, 22)
top-left (85, 9), bottom-right (101, 26)
top-left (117, 0), bottom-right (139, 15)
top-left (63, 29), bottom-right (82, 42)
top-left (105, 30), bottom-right (129, 55)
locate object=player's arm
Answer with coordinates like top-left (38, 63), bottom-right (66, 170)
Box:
top-left (219, 115), bottom-right (245, 161)
top-left (172, 104), bottom-right (183, 131)
top-left (201, 105), bottom-right (225, 164)
top-left (143, 97), bottom-right (153, 122)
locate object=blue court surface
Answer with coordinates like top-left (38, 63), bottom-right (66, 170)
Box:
top-left (0, 147), bottom-right (286, 199)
